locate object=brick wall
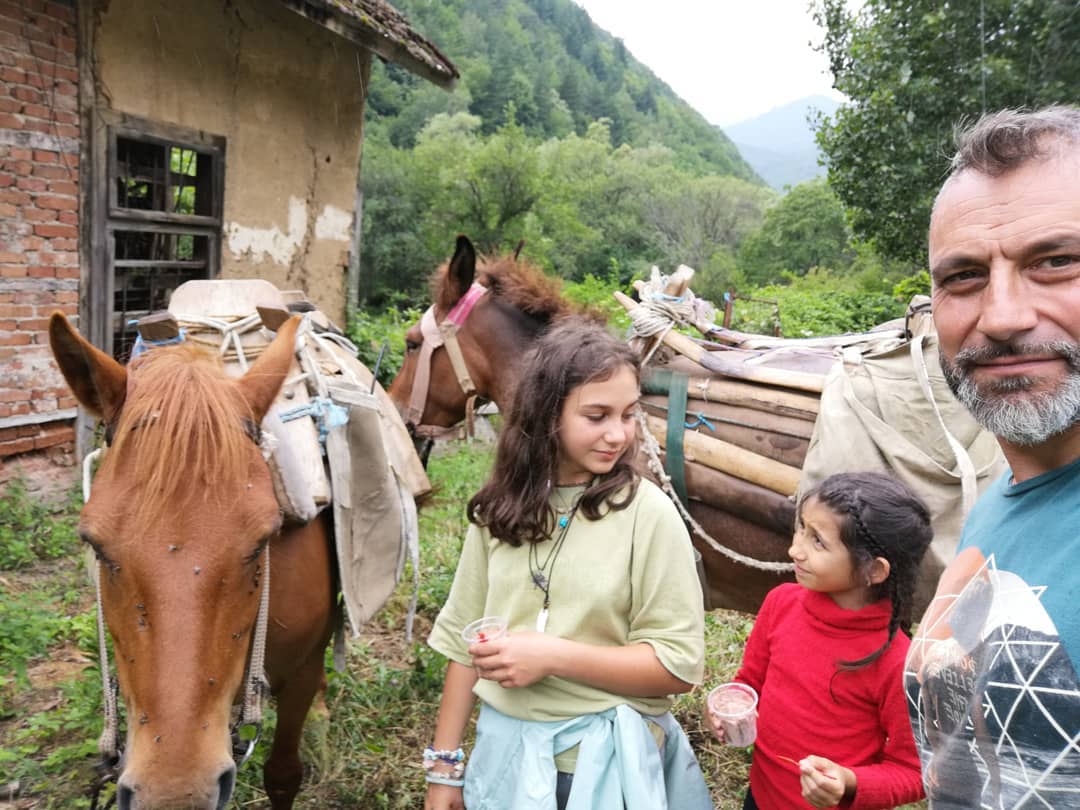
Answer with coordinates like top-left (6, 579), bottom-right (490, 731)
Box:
top-left (0, 0), bottom-right (79, 471)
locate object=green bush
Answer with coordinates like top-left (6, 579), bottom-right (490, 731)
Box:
top-left (348, 305), bottom-right (424, 389)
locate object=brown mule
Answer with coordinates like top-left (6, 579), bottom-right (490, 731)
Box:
top-left (50, 314), bottom-right (336, 810)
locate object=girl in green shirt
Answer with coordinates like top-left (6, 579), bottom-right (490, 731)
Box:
top-left (424, 319), bottom-right (710, 810)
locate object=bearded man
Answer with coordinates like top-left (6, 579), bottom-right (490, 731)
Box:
top-left (904, 106), bottom-right (1080, 809)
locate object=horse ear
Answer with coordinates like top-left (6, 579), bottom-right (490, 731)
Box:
top-left (236, 315), bottom-right (300, 424)
top-left (48, 312), bottom-right (127, 422)
top-left (447, 235), bottom-right (476, 302)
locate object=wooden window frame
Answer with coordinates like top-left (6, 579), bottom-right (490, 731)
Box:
top-left (89, 110), bottom-right (226, 359)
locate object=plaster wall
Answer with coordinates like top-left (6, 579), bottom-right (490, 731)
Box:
top-left (93, 0), bottom-right (370, 322)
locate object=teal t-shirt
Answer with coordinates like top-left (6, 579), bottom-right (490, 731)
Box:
top-left (905, 457), bottom-right (1080, 808)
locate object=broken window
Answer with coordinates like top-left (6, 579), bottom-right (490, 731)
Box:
top-left (104, 120), bottom-right (225, 361)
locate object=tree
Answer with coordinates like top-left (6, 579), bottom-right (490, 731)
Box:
top-left (737, 178), bottom-right (853, 283)
top-left (814, 0), bottom-right (1080, 265)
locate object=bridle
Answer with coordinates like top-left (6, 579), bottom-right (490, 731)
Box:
top-left (403, 281), bottom-right (489, 440)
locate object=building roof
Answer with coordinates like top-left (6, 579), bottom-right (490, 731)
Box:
top-left (278, 0), bottom-right (459, 89)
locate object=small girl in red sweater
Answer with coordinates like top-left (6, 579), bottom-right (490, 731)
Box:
top-left (706, 472), bottom-right (931, 809)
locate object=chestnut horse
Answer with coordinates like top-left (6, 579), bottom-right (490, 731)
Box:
top-left (388, 236), bottom-right (793, 613)
top-left (49, 314), bottom-right (335, 810)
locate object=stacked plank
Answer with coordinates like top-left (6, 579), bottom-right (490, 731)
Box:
top-left (616, 285), bottom-right (906, 613)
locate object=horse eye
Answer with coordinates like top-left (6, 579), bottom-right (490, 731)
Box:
top-left (405, 339), bottom-right (420, 352)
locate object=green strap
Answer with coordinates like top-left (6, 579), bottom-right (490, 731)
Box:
top-left (664, 371), bottom-right (689, 507)
top-left (641, 368), bottom-right (673, 396)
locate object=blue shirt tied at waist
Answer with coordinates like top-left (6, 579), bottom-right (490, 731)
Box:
top-left (463, 703), bottom-right (714, 810)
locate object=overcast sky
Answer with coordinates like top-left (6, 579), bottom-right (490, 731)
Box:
top-left (571, 0), bottom-right (844, 127)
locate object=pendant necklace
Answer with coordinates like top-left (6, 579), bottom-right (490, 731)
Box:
top-left (529, 486), bottom-right (584, 633)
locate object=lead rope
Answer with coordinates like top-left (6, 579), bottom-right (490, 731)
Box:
top-left (635, 408), bottom-right (795, 573)
top-left (82, 448), bottom-right (121, 764)
top-left (235, 541), bottom-right (270, 768)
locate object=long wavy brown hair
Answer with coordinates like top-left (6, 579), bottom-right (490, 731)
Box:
top-left (467, 318), bottom-right (641, 546)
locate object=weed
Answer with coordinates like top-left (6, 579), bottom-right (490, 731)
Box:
top-left (0, 478), bottom-right (80, 570)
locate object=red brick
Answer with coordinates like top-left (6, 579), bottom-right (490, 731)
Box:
top-left (39, 252), bottom-right (75, 265)
top-left (55, 265), bottom-right (78, 279)
top-left (52, 110), bottom-right (77, 126)
top-left (35, 429), bottom-right (72, 450)
top-left (48, 237), bottom-right (75, 250)
top-left (16, 176), bottom-right (47, 192)
top-left (32, 149), bottom-right (58, 164)
top-left (12, 86), bottom-right (41, 103)
top-left (57, 210), bottom-right (75, 224)
top-left (0, 112), bottom-right (23, 129)
top-left (18, 317), bottom-right (49, 330)
top-left (20, 206), bottom-right (57, 222)
top-left (53, 80), bottom-right (76, 96)
top-left (26, 265), bottom-right (55, 277)
top-left (0, 267), bottom-right (28, 277)
top-left (5, 159), bottom-right (33, 176)
top-left (47, 179), bottom-right (76, 195)
top-left (31, 164), bottom-right (67, 180)
top-left (0, 331), bottom-right (32, 345)
top-left (32, 223), bottom-right (75, 238)
top-left (0, 388), bottom-right (26, 403)
top-left (0, 251), bottom-right (25, 264)
top-left (0, 304), bottom-right (33, 317)
top-left (0, 319), bottom-right (14, 330)
top-left (36, 193), bottom-right (75, 210)
top-left (22, 119), bottom-right (51, 134)
top-left (0, 203), bottom-right (14, 218)
top-left (20, 103), bottom-right (49, 119)
top-left (7, 148), bottom-right (30, 160)
top-left (0, 188), bottom-right (32, 204)
top-left (0, 437), bottom-right (36, 456)
top-left (0, 97), bottom-right (19, 114)
top-left (53, 290), bottom-right (76, 303)
top-left (0, 173), bottom-right (11, 187)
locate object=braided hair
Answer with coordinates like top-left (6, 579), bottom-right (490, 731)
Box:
top-left (800, 472), bottom-right (934, 671)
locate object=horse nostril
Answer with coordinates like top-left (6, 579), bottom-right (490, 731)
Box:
top-left (216, 764), bottom-right (237, 810)
top-left (116, 783), bottom-right (135, 810)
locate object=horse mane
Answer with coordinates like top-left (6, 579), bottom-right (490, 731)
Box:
top-left (432, 252), bottom-right (595, 324)
top-left (101, 344), bottom-right (256, 527)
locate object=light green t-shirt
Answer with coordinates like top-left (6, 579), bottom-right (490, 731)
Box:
top-left (429, 478), bottom-right (705, 768)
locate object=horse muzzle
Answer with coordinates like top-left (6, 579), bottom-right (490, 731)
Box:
top-left (116, 763), bottom-right (235, 810)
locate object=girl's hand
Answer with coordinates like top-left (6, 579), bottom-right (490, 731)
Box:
top-left (468, 630), bottom-right (561, 688)
top-left (424, 782), bottom-right (465, 810)
top-left (798, 755), bottom-right (853, 808)
top-left (702, 699), bottom-right (726, 743)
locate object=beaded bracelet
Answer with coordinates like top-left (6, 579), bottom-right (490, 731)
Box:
top-left (425, 773), bottom-right (466, 788)
top-left (422, 746), bottom-right (466, 780)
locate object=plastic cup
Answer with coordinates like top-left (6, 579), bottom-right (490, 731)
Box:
top-left (461, 616), bottom-right (508, 644)
top-left (707, 682), bottom-right (758, 746)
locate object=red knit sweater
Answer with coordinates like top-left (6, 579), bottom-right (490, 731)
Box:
top-left (736, 584), bottom-right (924, 809)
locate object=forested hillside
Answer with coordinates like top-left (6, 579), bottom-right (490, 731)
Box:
top-left (366, 0), bottom-right (756, 179)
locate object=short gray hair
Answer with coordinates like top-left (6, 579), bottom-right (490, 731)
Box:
top-left (949, 105), bottom-right (1080, 178)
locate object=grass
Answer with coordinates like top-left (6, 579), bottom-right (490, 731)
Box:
top-left (0, 446), bottom-right (924, 808)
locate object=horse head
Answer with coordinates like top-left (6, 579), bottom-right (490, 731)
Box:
top-left (50, 314), bottom-right (298, 810)
top-left (388, 235), bottom-right (577, 449)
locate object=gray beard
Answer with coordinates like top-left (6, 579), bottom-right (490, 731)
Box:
top-left (940, 341), bottom-right (1080, 446)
